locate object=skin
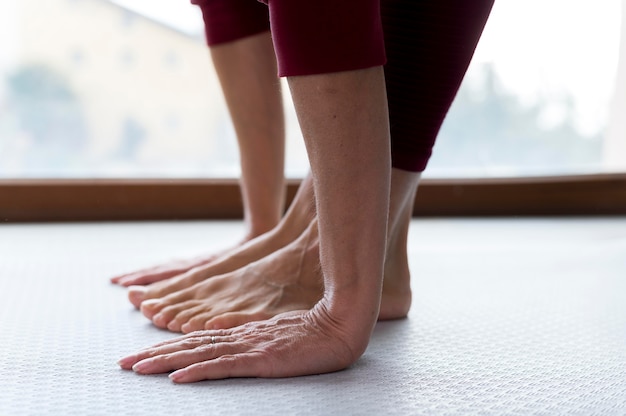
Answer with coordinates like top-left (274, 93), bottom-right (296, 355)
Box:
top-left (126, 174), bottom-right (316, 309)
top-left (119, 66), bottom-right (398, 381)
top-left (145, 220), bottom-right (323, 333)
top-left (110, 32), bottom-right (285, 287)
top-left (131, 168), bottom-right (419, 333)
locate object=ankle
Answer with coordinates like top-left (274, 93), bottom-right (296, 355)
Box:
top-left (245, 217), bottom-right (282, 240)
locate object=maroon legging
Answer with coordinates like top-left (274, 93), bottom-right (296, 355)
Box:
top-left (192, 0), bottom-right (494, 172)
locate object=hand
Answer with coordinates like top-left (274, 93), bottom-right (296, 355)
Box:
top-left (118, 303), bottom-right (365, 382)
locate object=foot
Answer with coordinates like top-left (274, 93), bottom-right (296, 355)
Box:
top-left (141, 220), bottom-right (323, 333)
top-left (111, 241), bottom-right (250, 287)
top-left (126, 175), bottom-right (317, 307)
top-left (133, 169), bottom-right (418, 331)
top-left (378, 169), bottom-right (421, 320)
top-left (111, 32), bottom-right (289, 288)
top-left (127, 227), bottom-right (293, 308)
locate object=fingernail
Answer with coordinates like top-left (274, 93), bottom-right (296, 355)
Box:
top-left (117, 355), bottom-right (136, 369)
top-left (169, 369), bottom-right (187, 383)
top-left (132, 360), bottom-right (153, 373)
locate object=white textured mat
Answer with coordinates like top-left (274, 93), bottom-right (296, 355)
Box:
top-left (1, 219), bottom-right (625, 415)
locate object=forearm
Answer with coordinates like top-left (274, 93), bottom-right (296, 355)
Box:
top-left (288, 66), bottom-right (391, 354)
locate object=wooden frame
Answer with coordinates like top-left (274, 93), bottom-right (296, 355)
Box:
top-left (1, 173), bottom-right (625, 222)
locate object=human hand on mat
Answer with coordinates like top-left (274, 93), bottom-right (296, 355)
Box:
top-left (118, 300), bottom-right (371, 382)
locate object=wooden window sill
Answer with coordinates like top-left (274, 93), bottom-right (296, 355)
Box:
top-left (1, 173), bottom-right (625, 222)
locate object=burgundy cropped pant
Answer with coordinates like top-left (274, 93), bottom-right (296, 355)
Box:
top-left (192, 0), bottom-right (494, 172)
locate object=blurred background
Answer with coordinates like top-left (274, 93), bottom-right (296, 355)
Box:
top-left (0, 0), bottom-right (624, 179)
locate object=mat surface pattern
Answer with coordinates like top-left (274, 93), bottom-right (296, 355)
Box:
top-left (1, 219), bottom-right (625, 415)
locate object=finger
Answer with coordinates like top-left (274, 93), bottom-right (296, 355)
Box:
top-left (169, 352), bottom-right (270, 383)
top-left (132, 336), bottom-right (239, 375)
top-left (118, 331), bottom-right (231, 369)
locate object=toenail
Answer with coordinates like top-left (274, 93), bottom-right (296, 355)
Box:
top-left (153, 313), bottom-right (165, 325)
top-left (128, 287), bottom-right (146, 303)
top-left (141, 299), bottom-right (159, 307)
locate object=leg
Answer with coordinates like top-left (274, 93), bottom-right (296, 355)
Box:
top-left (380, 168), bottom-right (421, 319)
top-left (121, 0), bottom-right (391, 380)
top-left (111, 6), bottom-right (285, 287)
top-left (130, 168), bottom-right (419, 331)
top-left (211, 31), bottom-right (286, 240)
top-left (287, 66), bottom-right (391, 354)
top-left (128, 173), bottom-right (316, 309)
top-left (379, 0), bottom-right (496, 316)
top-left (121, 66), bottom-right (392, 380)
top-left (130, 0), bottom-right (495, 326)
top-left (130, 168), bottom-right (419, 330)
top-left (147, 219), bottom-right (322, 333)
top-left (382, 0), bottom-right (496, 172)
top-left (119, 0), bottom-right (495, 381)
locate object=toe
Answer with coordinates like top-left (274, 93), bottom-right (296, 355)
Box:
top-left (152, 312), bottom-right (170, 329)
top-left (128, 286), bottom-right (147, 308)
top-left (140, 299), bottom-right (163, 319)
top-left (180, 322), bottom-right (194, 333)
top-left (153, 301), bottom-right (200, 331)
top-left (167, 318), bottom-right (184, 333)
top-left (181, 314), bottom-right (212, 333)
top-left (205, 312), bottom-right (271, 330)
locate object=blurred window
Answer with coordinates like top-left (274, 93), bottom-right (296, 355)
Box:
top-left (0, 0), bottom-right (623, 178)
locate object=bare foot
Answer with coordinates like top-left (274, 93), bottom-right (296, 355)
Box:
top-left (378, 169), bottom-right (421, 320)
top-left (111, 244), bottom-right (247, 287)
top-left (141, 220), bottom-right (323, 333)
top-left (111, 176), bottom-right (315, 290)
top-left (127, 228), bottom-right (293, 308)
top-left (125, 175), bottom-right (317, 307)
top-left (132, 169), bottom-right (418, 330)
top-left (139, 211), bottom-right (413, 333)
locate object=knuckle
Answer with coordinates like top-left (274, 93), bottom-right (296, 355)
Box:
top-left (159, 353), bottom-right (174, 365)
top-left (219, 355), bottom-right (238, 370)
top-left (195, 344), bottom-right (214, 355)
top-left (180, 338), bottom-right (202, 349)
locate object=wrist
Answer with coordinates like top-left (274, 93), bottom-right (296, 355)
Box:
top-left (313, 287), bottom-right (381, 357)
